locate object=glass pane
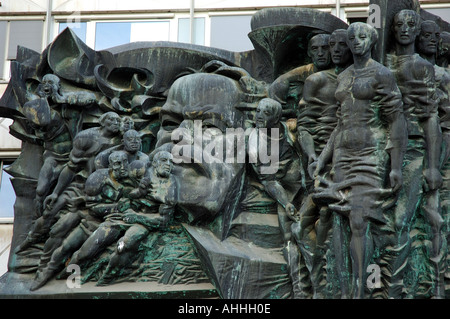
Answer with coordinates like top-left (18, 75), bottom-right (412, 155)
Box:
top-left (95, 22), bottom-right (131, 50)
top-left (178, 18), bottom-right (205, 45)
top-left (95, 21), bottom-right (170, 50)
top-left (8, 20), bottom-right (44, 59)
top-left (210, 15), bottom-right (253, 52)
top-left (130, 21), bottom-right (170, 42)
top-left (59, 22), bottom-right (87, 43)
top-left (0, 164), bottom-right (15, 218)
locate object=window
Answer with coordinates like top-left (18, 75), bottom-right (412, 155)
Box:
top-left (95, 21), bottom-right (170, 50)
top-left (210, 15), bottom-right (253, 52)
top-left (0, 161), bottom-right (15, 218)
top-left (0, 21), bottom-right (6, 77)
top-left (8, 20), bottom-right (44, 60)
top-left (178, 18), bottom-right (205, 45)
top-left (425, 8), bottom-right (450, 23)
top-left (345, 10), bottom-right (369, 26)
top-left (58, 22), bottom-right (87, 43)
top-left (347, 17), bottom-right (368, 24)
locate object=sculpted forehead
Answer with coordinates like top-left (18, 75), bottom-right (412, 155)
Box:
top-left (395, 10), bottom-right (418, 24)
top-left (348, 23), bottom-right (369, 35)
top-left (161, 72), bottom-right (244, 129)
top-left (167, 73), bottom-right (240, 106)
top-left (310, 34), bottom-right (330, 47)
top-left (421, 21), bottom-right (440, 33)
top-left (42, 74), bottom-right (60, 83)
top-left (330, 30), bottom-right (347, 42)
top-left (162, 73), bottom-right (243, 127)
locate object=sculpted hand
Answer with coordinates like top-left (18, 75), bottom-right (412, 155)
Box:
top-left (423, 168), bottom-right (443, 191)
top-left (312, 160), bottom-right (325, 188)
top-left (307, 154), bottom-right (318, 179)
top-left (389, 169), bottom-right (403, 193)
top-left (285, 203), bottom-right (298, 221)
top-left (313, 159), bottom-right (324, 177)
top-left (139, 176), bottom-right (151, 189)
top-left (43, 193), bottom-right (58, 211)
top-left (123, 212), bottom-right (139, 224)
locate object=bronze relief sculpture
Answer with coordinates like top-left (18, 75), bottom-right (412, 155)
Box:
top-left (1, 2), bottom-right (450, 299)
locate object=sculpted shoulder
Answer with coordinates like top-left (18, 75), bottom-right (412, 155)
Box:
top-left (85, 168), bottom-right (111, 196)
top-left (374, 62), bottom-right (396, 81)
top-left (305, 70), bottom-right (330, 86)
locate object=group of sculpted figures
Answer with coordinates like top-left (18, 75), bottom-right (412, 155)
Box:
top-left (3, 7), bottom-right (450, 299)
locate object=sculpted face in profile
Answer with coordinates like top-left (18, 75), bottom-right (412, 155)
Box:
top-left (155, 71), bottom-right (247, 221)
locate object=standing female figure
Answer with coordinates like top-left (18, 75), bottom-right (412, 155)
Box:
top-left (314, 22), bottom-right (407, 298)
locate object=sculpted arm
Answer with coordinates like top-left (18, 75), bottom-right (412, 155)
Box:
top-left (269, 67), bottom-right (307, 103)
top-left (415, 63), bottom-right (443, 190)
top-left (377, 70), bottom-right (408, 192)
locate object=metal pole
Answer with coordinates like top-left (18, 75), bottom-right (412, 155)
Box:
top-left (45, 0), bottom-right (53, 45)
top-left (190, 0), bottom-right (195, 44)
top-left (336, 0), bottom-right (341, 19)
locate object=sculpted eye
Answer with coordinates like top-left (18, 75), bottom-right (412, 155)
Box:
top-left (161, 118), bottom-right (180, 131)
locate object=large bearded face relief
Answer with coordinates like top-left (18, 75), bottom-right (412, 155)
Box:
top-left (155, 71), bottom-right (249, 222)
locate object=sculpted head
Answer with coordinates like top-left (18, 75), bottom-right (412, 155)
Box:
top-left (439, 31), bottom-right (450, 62)
top-left (393, 9), bottom-right (420, 46)
top-left (255, 98), bottom-right (282, 129)
top-left (329, 29), bottom-right (352, 66)
top-left (38, 74), bottom-right (61, 98)
top-left (152, 151), bottom-right (173, 178)
top-left (109, 150), bottom-right (129, 180)
top-left (154, 65), bottom-right (254, 221)
top-left (347, 22), bottom-right (378, 57)
top-left (417, 20), bottom-right (440, 56)
top-left (308, 34), bottom-right (332, 70)
top-left (122, 129), bottom-right (142, 154)
top-left (99, 112), bottom-right (121, 136)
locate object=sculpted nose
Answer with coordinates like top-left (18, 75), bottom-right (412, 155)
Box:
top-left (172, 119), bottom-right (194, 144)
top-left (179, 119), bottom-right (194, 132)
